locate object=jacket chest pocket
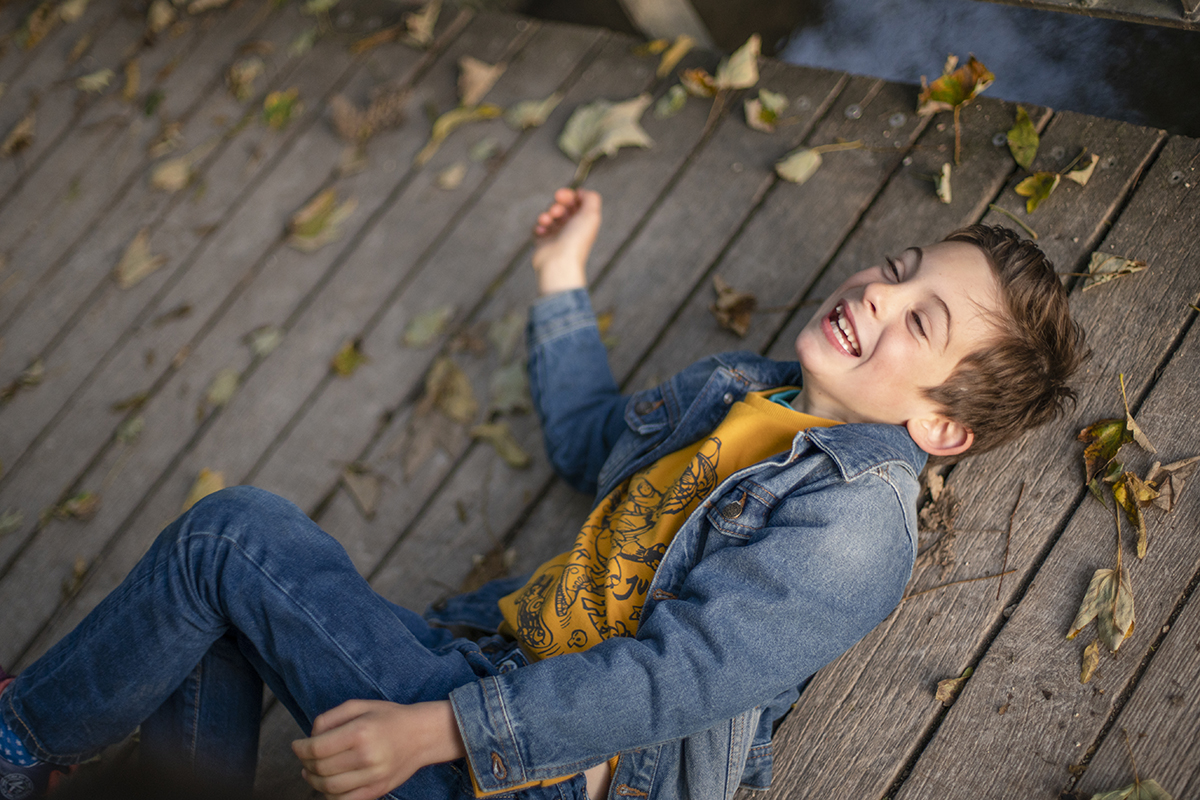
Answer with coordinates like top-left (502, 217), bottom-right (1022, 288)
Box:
top-left (705, 483), bottom-right (776, 540)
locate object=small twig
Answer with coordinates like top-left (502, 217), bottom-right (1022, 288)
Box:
top-left (988, 203), bottom-right (1038, 239)
top-left (997, 481), bottom-right (1026, 600)
top-left (903, 569), bottom-right (1017, 601)
top-left (1121, 728), bottom-right (1139, 784)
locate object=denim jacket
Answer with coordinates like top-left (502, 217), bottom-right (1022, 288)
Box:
top-left (439, 290), bottom-right (926, 799)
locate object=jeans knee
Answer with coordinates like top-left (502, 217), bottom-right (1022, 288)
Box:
top-left (178, 486), bottom-right (312, 546)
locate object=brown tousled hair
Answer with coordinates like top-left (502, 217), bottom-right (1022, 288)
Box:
top-left (924, 224), bottom-right (1087, 455)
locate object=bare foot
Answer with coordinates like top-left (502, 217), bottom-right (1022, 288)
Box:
top-left (531, 188), bottom-right (602, 295)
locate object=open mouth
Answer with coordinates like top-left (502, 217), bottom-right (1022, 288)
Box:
top-left (828, 303), bottom-right (861, 356)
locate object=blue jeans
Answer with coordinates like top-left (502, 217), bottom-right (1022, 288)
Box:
top-left (1, 487), bottom-right (586, 800)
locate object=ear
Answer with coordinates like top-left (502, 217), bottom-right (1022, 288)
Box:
top-left (906, 413), bottom-right (974, 457)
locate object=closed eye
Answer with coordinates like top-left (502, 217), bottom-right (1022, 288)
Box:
top-left (911, 311), bottom-right (927, 338)
top-left (885, 256), bottom-right (901, 279)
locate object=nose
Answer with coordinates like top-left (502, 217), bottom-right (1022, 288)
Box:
top-left (861, 278), bottom-right (898, 319)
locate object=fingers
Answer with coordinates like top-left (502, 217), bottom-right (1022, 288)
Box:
top-left (301, 764), bottom-right (385, 800)
top-left (312, 699), bottom-right (371, 736)
top-left (534, 188), bottom-right (584, 237)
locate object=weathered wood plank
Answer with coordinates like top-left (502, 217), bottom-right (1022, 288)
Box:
top-left (0, 14), bottom-right (435, 666)
top-left (884, 135), bottom-right (1200, 800)
top-left (750, 115), bottom-right (1170, 800)
top-left (12, 15), bottom-right (586, 667)
top-left (0, 0), bottom-right (121, 196)
top-left (0, 2), bottom-right (357, 598)
top-left (0, 0), bottom-right (288, 423)
top-left (1072, 495), bottom-right (1200, 799)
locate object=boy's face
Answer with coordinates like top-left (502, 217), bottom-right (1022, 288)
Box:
top-left (794, 241), bottom-right (1002, 445)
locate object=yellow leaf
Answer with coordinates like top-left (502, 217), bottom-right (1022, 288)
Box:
top-left (657, 34), bottom-right (695, 78)
top-left (287, 189), bottom-right (357, 252)
top-left (58, 0), bottom-right (89, 23)
top-left (114, 229), bottom-right (167, 289)
top-left (1080, 639), bottom-right (1099, 684)
top-left (203, 367), bottom-right (239, 409)
top-left (775, 147), bottom-right (822, 184)
top-left (1067, 566), bottom-right (1135, 651)
top-left (436, 161), bottom-right (467, 190)
top-left (227, 56), bottom-right (264, 102)
top-left (123, 59), bottom-right (140, 102)
top-left (1082, 252), bottom-right (1148, 292)
top-left (505, 92), bottom-right (562, 130)
top-left (402, 0), bottom-right (440, 48)
top-left (918, 54), bottom-right (993, 115)
top-left (1067, 152), bottom-right (1100, 186)
top-left (414, 104), bottom-right (503, 166)
top-left (263, 88), bottom-right (302, 130)
top-left (151, 156), bottom-right (193, 192)
top-left (935, 162), bottom-right (952, 204)
top-left (458, 56), bottom-right (505, 107)
top-left (714, 34), bottom-right (760, 90)
top-left (182, 469), bottom-right (225, 513)
top-left (1014, 171), bottom-right (1059, 213)
top-left (1, 112), bottom-right (35, 157)
top-left (146, 0), bottom-right (176, 37)
top-left (76, 68), bottom-right (114, 93)
top-left (331, 339), bottom-right (367, 377)
top-left (679, 67), bottom-right (716, 98)
top-left (471, 421), bottom-right (531, 468)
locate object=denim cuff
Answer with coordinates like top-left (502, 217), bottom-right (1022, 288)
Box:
top-left (527, 288), bottom-right (599, 351)
top-left (449, 678), bottom-right (529, 793)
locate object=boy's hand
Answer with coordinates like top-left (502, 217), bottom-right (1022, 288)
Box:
top-left (292, 699), bottom-right (466, 800)
top-left (531, 187), bottom-right (601, 296)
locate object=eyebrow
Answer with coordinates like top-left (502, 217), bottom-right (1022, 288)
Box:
top-left (908, 247), bottom-right (952, 350)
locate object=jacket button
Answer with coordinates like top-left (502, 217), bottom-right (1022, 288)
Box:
top-left (721, 498), bottom-right (744, 519)
top-left (634, 400), bottom-right (655, 415)
top-left (722, 392), bottom-right (734, 405)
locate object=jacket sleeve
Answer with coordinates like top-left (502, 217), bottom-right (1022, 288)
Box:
top-left (448, 467), bottom-right (915, 792)
top-left (527, 289), bottom-right (628, 495)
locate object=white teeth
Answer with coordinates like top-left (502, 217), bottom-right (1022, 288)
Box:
top-left (832, 304), bottom-right (860, 355)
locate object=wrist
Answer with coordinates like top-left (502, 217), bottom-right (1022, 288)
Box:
top-left (535, 262), bottom-right (587, 296)
top-left (421, 701), bottom-right (467, 764)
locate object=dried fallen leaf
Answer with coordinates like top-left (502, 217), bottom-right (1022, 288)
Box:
top-left (1, 111), bottom-right (35, 157)
top-left (182, 468), bottom-right (225, 513)
top-left (471, 421), bottom-right (531, 468)
top-left (488, 361), bottom-right (531, 416)
top-left (935, 161), bottom-right (953, 204)
top-left (331, 338), bottom-right (367, 377)
top-left (0, 359), bottom-right (45, 403)
top-left (76, 68), bottom-right (114, 93)
top-left (744, 87), bottom-right (788, 133)
top-left (419, 356), bottom-right (478, 423)
top-left (289, 27), bottom-right (317, 56)
top-left (1014, 171), bottom-right (1060, 213)
top-left (1067, 566), bottom-right (1135, 652)
top-left (227, 56), bottom-right (264, 102)
top-left (60, 491), bottom-right (99, 521)
top-left (468, 138), bottom-right (498, 163)
top-left (714, 34), bottom-right (760, 90)
top-left (487, 310), bottom-right (524, 363)
top-left (350, 24), bottom-right (401, 55)
top-left (710, 275), bottom-right (756, 337)
top-left (123, 59), bottom-right (140, 102)
top-left (1078, 417), bottom-right (1131, 499)
top-left (114, 229), bottom-right (167, 289)
top-left (1113, 471), bottom-right (1157, 559)
top-left (1067, 152), bottom-right (1100, 186)
top-left (402, 305), bottom-right (455, 347)
top-left (342, 463), bottom-right (381, 518)
top-left (395, 411), bottom-right (462, 479)
top-left (632, 39), bottom-right (669, 56)
top-left (1080, 639), bottom-right (1100, 684)
top-left (189, 0), bottom-right (232, 12)
top-left (68, 31), bottom-right (92, 63)
top-left (1006, 105), bottom-right (1038, 170)
top-left (402, 0), bottom-right (440, 48)
top-left (505, 92), bottom-right (562, 130)
top-left (558, 94), bottom-right (653, 179)
top-left (61, 557), bottom-right (88, 600)
top-left (1090, 779), bottom-right (1174, 800)
top-left (415, 104), bottom-right (503, 166)
top-left (679, 67), bottom-right (716, 98)
top-left (436, 161), bottom-right (467, 190)
top-left (18, 2), bottom-right (58, 49)
top-left (150, 155), bottom-right (193, 192)
top-left (654, 84), bottom-right (687, 119)
top-left (263, 88), bottom-right (302, 130)
top-left (244, 325), bottom-right (284, 358)
top-left (204, 367), bottom-right (239, 410)
top-left (116, 415), bottom-right (144, 444)
top-left (1082, 252), bottom-right (1148, 292)
top-left (656, 34), bottom-right (695, 78)
top-left (0, 509), bottom-right (23, 538)
top-left (111, 392), bottom-right (149, 412)
top-left (935, 666), bottom-right (973, 706)
top-left (776, 147), bottom-right (821, 184)
top-left (146, 0), bottom-right (176, 38)
top-left (458, 56), bottom-right (505, 107)
top-left (59, 0), bottom-right (89, 23)
top-left (918, 54), bottom-right (994, 115)
top-left (287, 189), bottom-right (357, 252)
top-left (1145, 456), bottom-right (1200, 513)
top-left (1119, 373), bottom-right (1155, 454)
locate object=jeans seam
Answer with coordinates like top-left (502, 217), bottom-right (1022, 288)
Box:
top-left (187, 532), bottom-right (396, 703)
top-left (188, 659), bottom-right (203, 770)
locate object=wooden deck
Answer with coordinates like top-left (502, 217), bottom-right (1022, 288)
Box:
top-left (1, 2), bottom-right (1198, 798)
